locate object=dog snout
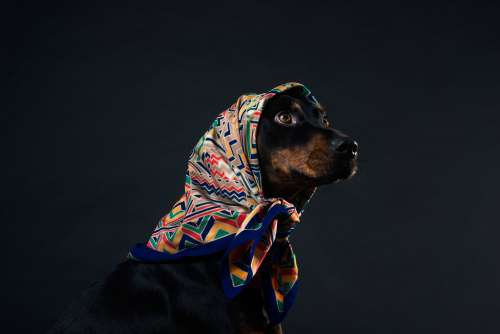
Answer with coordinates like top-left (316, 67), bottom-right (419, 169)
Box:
top-left (331, 136), bottom-right (358, 158)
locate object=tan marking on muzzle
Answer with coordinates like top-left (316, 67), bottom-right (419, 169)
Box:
top-left (270, 135), bottom-right (331, 179)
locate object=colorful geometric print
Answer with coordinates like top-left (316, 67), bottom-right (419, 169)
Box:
top-left (129, 82), bottom-right (321, 324)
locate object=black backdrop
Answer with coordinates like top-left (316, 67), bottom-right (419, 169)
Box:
top-left (3, 1), bottom-right (500, 333)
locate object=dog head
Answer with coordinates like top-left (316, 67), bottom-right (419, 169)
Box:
top-left (257, 87), bottom-right (358, 202)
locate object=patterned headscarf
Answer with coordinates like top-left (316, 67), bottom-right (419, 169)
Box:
top-left (129, 82), bottom-right (321, 324)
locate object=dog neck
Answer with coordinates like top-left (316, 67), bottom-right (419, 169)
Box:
top-left (262, 180), bottom-right (316, 213)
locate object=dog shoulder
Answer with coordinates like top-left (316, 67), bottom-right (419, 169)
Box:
top-left (49, 257), bottom-right (234, 333)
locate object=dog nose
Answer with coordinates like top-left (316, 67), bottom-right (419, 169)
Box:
top-left (333, 138), bottom-right (358, 157)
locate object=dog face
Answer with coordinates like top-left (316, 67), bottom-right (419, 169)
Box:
top-left (257, 89), bottom-right (358, 198)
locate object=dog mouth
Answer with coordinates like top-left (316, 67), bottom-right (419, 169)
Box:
top-left (306, 151), bottom-right (358, 184)
top-left (318, 159), bottom-right (357, 185)
top-left (333, 159), bottom-right (358, 181)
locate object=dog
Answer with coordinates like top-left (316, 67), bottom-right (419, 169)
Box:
top-left (49, 85), bottom-right (358, 334)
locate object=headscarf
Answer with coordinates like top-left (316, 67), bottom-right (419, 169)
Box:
top-left (129, 82), bottom-right (321, 324)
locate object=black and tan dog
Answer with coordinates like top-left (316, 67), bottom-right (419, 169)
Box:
top-left (49, 86), bottom-right (358, 334)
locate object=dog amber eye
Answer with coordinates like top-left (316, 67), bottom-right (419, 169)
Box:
top-left (275, 111), bottom-right (295, 126)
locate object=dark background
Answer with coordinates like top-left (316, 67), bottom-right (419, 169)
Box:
top-left (3, 1), bottom-right (499, 332)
